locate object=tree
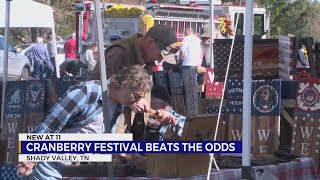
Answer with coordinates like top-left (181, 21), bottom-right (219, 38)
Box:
top-left (256, 0), bottom-right (320, 39)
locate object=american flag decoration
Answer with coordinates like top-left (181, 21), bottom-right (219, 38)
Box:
top-left (213, 39), bottom-right (244, 81)
top-left (226, 98), bottom-right (243, 114)
top-left (226, 79), bottom-right (243, 114)
top-left (206, 106), bottom-right (227, 114)
top-left (226, 78), bottom-right (243, 98)
top-left (205, 68), bottom-right (224, 98)
top-left (251, 80), bottom-right (281, 116)
top-left (295, 78), bottom-right (320, 116)
top-left (0, 164), bottom-right (24, 180)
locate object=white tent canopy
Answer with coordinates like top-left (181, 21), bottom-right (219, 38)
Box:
top-left (0, 0), bottom-right (54, 28)
top-left (0, 0), bottom-right (59, 130)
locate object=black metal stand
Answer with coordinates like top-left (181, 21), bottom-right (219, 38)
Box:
top-left (241, 166), bottom-right (251, 179)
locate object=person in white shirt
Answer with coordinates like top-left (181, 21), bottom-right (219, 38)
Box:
top-left (80, 42), bottom-right (98, 71)
top-left (179, 26), bottom-right (202, 67)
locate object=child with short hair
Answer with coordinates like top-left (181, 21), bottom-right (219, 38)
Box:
top-left (146, 85), bottom-right (186, 141)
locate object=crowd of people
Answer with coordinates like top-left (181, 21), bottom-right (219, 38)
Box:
top-left (16, 24), bottom-right (212, 179)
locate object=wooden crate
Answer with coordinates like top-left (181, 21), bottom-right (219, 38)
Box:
top-left (279, 36), bottom-right (295, 80)
top-left (146, 114), bottom-right (225, 178)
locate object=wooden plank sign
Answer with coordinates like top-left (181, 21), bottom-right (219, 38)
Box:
top-left (205, 68), bottom-right (224, 98)
top-left (251, 80), bottom-right (281, 116)
top-left (154, 71), bottom-right (170, 94)
top-left (168, 72), bottom-right (186, 116)
top-left (22, 80), bottom-right (47, 134)
top-left (213, 39), bottom-right (279, 81)
top-left (251, 81), bottom-right (281, 154)
top-left (291, 78), bottom-right (320, 171)
top-left (213, 39), bottom-right (244, 81)
top-left (226, 78), bottom-right (243, 98)
top-left (0, 81), bottom-right (27, 165)
top-left (225, 78), bottom-right (243, 143)
top-left (226, 78), bottom-right (243, 114)
top-left (251, 116), bottom-right (279, 154)
top-left (182, 69), bottom-right (198, 116)
top-left (279, 35), bottom-right (295, 80)
top-left (48, 78), bottom-right (76, 108)
top-left (295, 78), bottom-right (320, 115)
top-left (147, 115), bottom-right (225, 178)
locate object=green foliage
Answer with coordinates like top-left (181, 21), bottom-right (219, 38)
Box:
top-left (256, 0), bottom-right (320, 39)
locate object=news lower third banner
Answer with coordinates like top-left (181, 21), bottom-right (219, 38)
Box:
top-left (18, 133), bottom-right (242, 162)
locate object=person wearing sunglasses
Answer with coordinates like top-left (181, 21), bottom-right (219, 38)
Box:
top-left (17, 65), bottom-right (177, 179)
top-left (87, 25), bottom-right (178, 137)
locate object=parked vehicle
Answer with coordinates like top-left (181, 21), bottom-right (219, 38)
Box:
top-left (15, 42), bottom-right (65, 75)
top-left (0, 35), bottom-right (31, 81)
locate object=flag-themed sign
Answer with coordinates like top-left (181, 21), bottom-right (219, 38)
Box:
top-left (226, 78), bottom-right (243, 114)
top-left (251, 81), bottom-right (281, 116)
top-left (205, 68), bottom-right (224, 98)
top-left (1, 81), bottom-right (27, 165)
top-left (295, 78), bottom-right (320, 116)
top-left (154, 71), bottom-right (170, 94)
top-left (0, 164), bottom-right (22, 179)
top-left (226, 98), bottom-right (243, 114)
top-left (206, 106), bottom-right (227, 114)
top-left (291, 115), bottom-right (320, 172)
top-left (226, 78), bottom-right (243, 98)
top-left (213, 39), bottom-right (279, 81)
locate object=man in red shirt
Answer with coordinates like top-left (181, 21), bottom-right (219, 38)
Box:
top-left (63, 32), bottom-right (77, 59)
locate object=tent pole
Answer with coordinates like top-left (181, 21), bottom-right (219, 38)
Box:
top-left (242, 0), bottom-right (253, 179)
top-left (51, 25), bottom-right (59, 78)
top-left (1, 0), bottom-right (12, 131)
top-left (93, 0), bottom-right (114, 179)
top-left (209, 0), bottom-right (214, 68)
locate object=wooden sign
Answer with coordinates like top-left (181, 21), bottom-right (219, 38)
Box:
top-left (168, 72), bottom-right (186, 116)
top-left (294, 69), bottom-right (311, 81)
top-left (281, 81), bottom-right (297, 99)
top-left (252, 41), bottom-right (279, 74)
top-left (251, 80), bottom-right (281, 116)
top-left (279, 36), bottom-right (295, 80)
top-left (213, 39), bottom-right (279, 81)
top-left (226, 117), bottom-right (279, 154)
top-left (213, 39), bottom-right (243, 81)
top-left (0, 164), bottom-right (20, 179)
top-left (22, 80), bottom-right (47, 133)
top-left (291, 115), bottom-right (320, 173)
top-left (154, 71), bottom-right (170, 94)
top-left (205, 68), bottom-right (224, 98)
top-left (48, 78), bottom-right (76, 108)
top-left (295, 78), bottom-right (320, 115)
top-left (147, 115), bottom-right (225, 178)
top-left (292, 78), bottom-right (320, 171)
top-left (226, 80), bottom-right (281, 154)
top-left (226, 78), bottom-right (243, 98)
top-left (251, 116), bottom-right (279, 154)
top-left (0, 81), bottom-right (27, 165)
top-left (182, 69), bottom-right (198, 116)
top-left (226, 98), bottom-right (243, 114)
